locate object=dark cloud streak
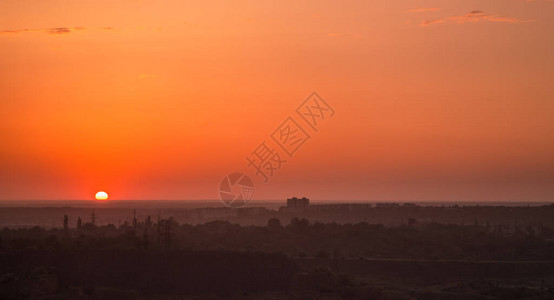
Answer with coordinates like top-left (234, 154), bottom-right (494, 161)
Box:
top-left (0, 27), bottom-right (87, 36)
top-left (420, 10), bottom-right (534, 27)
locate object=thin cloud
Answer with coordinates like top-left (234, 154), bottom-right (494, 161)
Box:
top-left (421, 19), bottom-right (446, 26)
top-left (408, 8), bottom-right (441, 13)
top-left (0, 26), bottom-right (165, 37)
top-left (0, 27), bottom-right (86, 35)
top-left (421, 10), bottom-right (534, 27)
top-left (47, 28), bottom-right (71, 35)
top-left (0, 29), bottom-right (35, 34)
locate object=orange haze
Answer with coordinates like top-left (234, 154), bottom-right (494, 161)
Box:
top-left (1, 0), bottom-right (553, 201)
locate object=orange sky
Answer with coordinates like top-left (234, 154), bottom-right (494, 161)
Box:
top-left (1, 0), bottom-right (553, 202)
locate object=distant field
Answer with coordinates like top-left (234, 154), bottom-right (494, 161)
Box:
top-left (296, 257), bottom-right (554, 284)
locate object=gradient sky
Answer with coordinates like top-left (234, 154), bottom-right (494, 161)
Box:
top-left (1, 0), bottom-right (553, 202)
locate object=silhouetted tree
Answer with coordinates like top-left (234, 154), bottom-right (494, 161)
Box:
top-left (77, 217), bottom-right (82, 229)
top-left (63, 215), bottom-right (69, 230)
top-left (290, 217), bottom-right (309, 229)
top-left (268, 218), bottom-right (282, 229)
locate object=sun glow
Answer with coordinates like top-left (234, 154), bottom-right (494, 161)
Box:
top-left (95, 191), bottom-right (108, 200)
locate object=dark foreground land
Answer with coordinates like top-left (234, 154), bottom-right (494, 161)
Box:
top-left (0, 250), bottom-right (296, 299)
top-left (2, 204), bottom-right (554, 299)
top-left (2, 250), bottom-right (554, 300)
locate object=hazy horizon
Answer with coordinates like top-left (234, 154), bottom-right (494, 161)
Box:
top-left (0, 199), bottom-right (551, 209)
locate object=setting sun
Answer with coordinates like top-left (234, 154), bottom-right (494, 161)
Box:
top-left (95, 191), bottom-right (108, 200)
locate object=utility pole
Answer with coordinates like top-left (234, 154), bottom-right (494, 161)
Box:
top-left (157, 214), bottom-right (161, 246)
top-left (133, 209), bottom-right (137, 234)
top-left (91, 209), bottom-right (97, 226)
